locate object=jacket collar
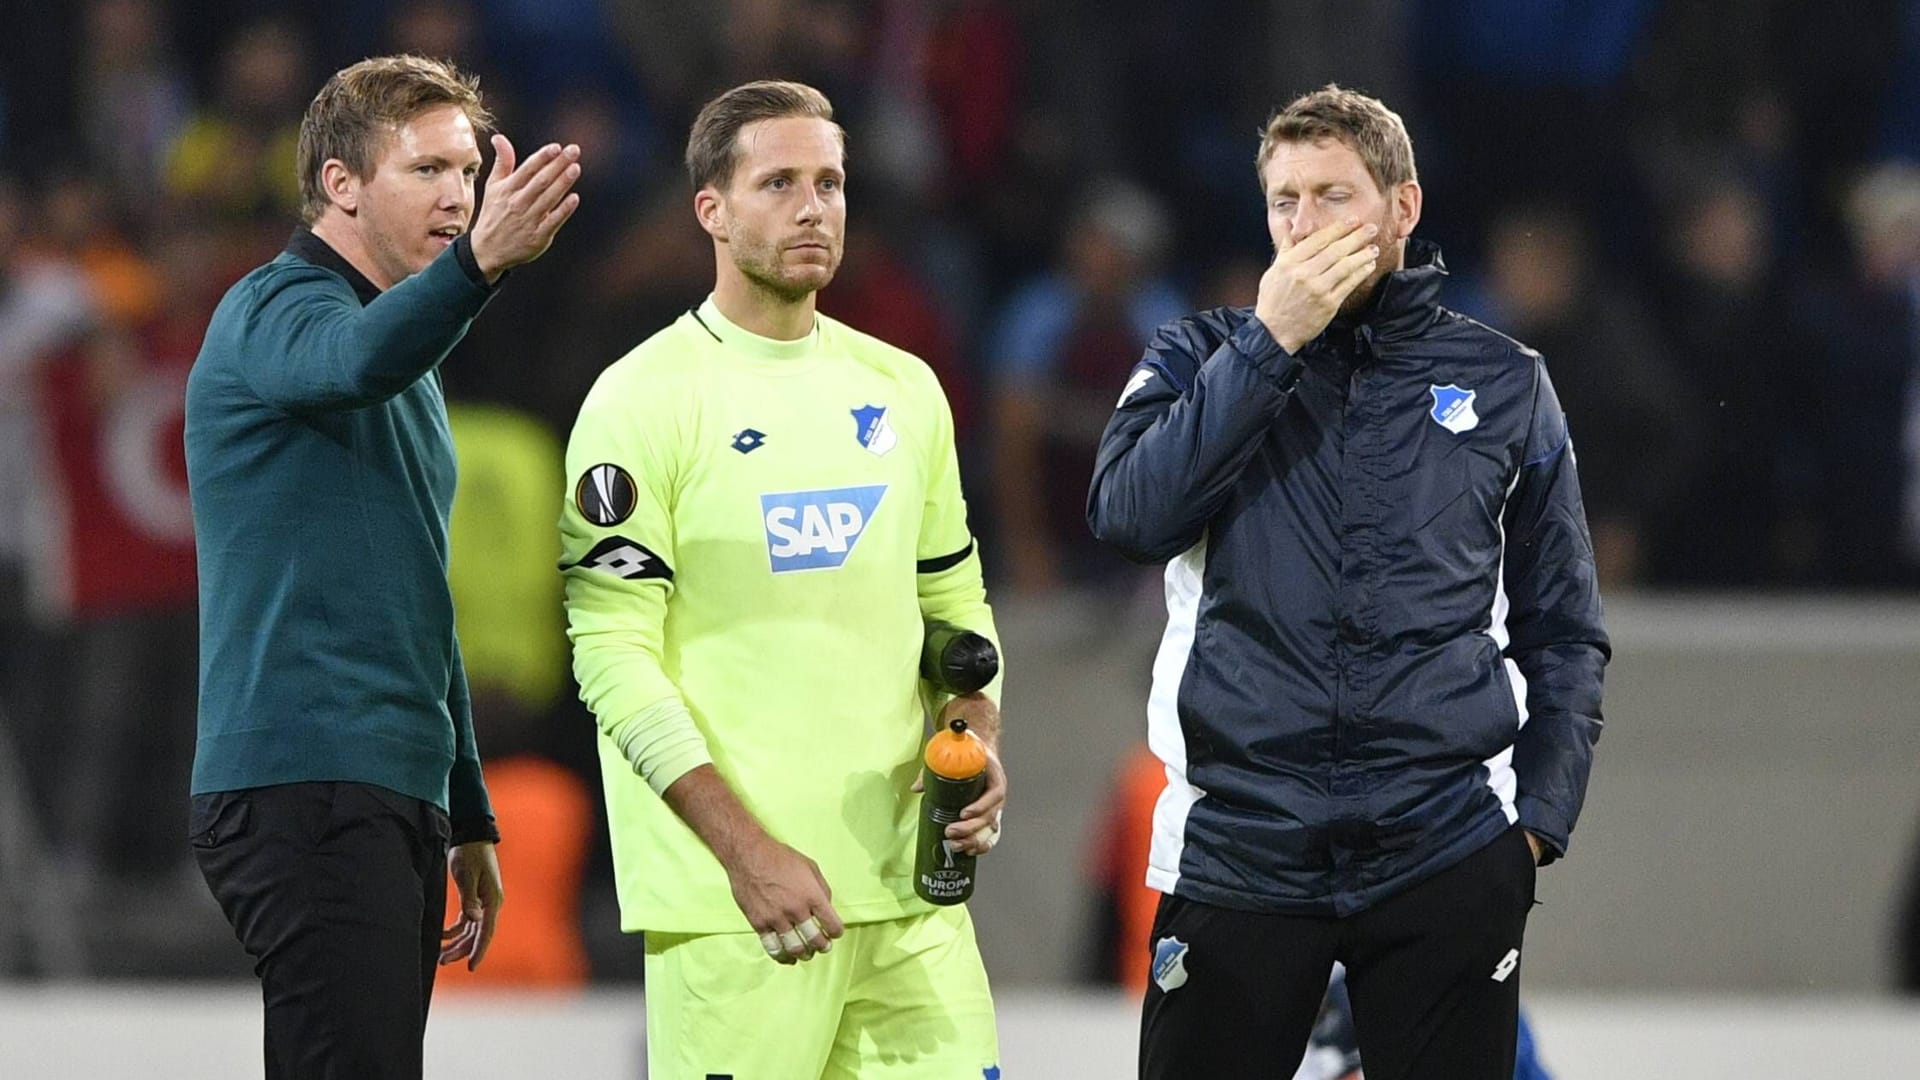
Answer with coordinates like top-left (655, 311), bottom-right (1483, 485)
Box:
top-left (285, 226), bottom-right (381, 307)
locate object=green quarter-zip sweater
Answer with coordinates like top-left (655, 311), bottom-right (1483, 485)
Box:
top-left (185, 227), bottom-right (498, 843)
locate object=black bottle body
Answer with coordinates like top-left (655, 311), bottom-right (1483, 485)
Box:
top-left (914, 768), bottom-right (987, 905)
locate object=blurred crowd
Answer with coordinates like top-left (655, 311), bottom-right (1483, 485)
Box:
top-left (3, 0), bottom-right (1920, 980)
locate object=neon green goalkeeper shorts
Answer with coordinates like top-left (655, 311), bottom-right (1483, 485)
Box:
top-left (642, 903), bottom-right (1000, 1079)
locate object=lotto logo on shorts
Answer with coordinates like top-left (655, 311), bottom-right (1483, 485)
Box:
top-left (1491, 947), bottom-right (1520, 982)
top-left (761, 485), bottom-right (887, 572)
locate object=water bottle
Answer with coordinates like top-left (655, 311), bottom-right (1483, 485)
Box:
top-left (914, 717), bottom-right (989, 906)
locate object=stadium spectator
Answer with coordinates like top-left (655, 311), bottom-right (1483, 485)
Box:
top-left (1643, 170), bottom-right (1811, 585)
top-left (1407, 0), bottom-right (1655, 267)
top-left (385, 1), bottom-right (516, 120)
top-left (988, 177), bottom-right (1185, 593)
top-left (923, 0), bottom-right (1023, 194)
top-left (1471, 201), bottom-right (1692, 588)
top-left (1790, 162), bottom-right (1920, 586)
top-left (0, 177), bottom-right (99, 819)
top-left (32, 171), bottom-right (162, 327)
top-left (388, 0), bottom-right (487, 72)
top-left (77, 0), bottom-right (193, 212)
top-left (163, 18), bottom-right (311, 226)
top-left (33, 216), bottom-right (211, 900)
top-left (448, 86), bottom-right (661, 434)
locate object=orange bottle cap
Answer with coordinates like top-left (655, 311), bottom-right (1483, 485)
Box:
top-left (924, 718), bottom-right (988, 779)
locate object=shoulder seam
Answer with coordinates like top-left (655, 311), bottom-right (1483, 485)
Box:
top-left (1432, 307), bottom-right (1541, 361)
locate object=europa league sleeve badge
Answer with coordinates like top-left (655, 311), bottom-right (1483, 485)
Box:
top-left (575, 462), bottom-right (638, 527)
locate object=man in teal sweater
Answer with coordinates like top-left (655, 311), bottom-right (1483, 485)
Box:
top-left (184, 55), bottom-right (580, 1079)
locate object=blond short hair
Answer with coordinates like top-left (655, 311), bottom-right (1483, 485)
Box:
top-left (1257, 84), bottom-right (1417, 194)
top-left (296, 54), bottom-right (492, 223)
top-left (685, 80), bottom-right (843, 193)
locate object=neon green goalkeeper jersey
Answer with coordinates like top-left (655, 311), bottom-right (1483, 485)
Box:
top-left (561, 296), bottom-right (1000, 934)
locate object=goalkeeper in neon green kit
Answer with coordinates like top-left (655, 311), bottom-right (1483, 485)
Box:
top-left (560, 80), bottom-right (1007, 1079)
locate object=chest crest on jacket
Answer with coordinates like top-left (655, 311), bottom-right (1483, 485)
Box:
top-left (1428, 383), bottom-right (1480, 435)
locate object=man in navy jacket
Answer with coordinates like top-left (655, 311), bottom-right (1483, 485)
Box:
top-left (1088, 85), bottom-right (1608, 1080)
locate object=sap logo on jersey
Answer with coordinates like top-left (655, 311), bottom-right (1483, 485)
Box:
top-left (761, 485), bottom-right (887, 572)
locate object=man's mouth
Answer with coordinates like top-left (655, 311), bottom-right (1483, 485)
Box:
top-left (429, 225), bottom-right (464, 246)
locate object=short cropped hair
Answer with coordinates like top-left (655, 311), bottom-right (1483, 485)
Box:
top-left (1256, 84), bottom-right (1417, 194)
top-left (685, 80), bottom-right (843, 193)
top-left (296, 54), bottom-right (492, 223)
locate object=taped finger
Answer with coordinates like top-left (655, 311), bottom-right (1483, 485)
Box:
top-left (760, 930), bottom-right (784, 958)
top-left (779, 928), bottom-right (807, 956)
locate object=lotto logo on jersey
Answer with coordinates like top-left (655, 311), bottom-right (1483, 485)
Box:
top-left (760, 485), bottom-right (887, 572)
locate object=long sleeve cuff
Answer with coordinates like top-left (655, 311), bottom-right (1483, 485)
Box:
top-left (606, 697), bottom-right (715, 796)
top-left (1227, 317), bottom-right (1305, 394)
top-left (448, 757), bottom-right (500, 845)
top-left (1515, 793), bottom-right (1570, 866)
top-left (451, 233), bottom-right (503, 291)
top-left (450, 813), bottom-right (501, 846)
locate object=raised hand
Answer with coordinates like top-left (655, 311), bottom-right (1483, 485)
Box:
top-left (468, 134), bottom-right (583, 281)
top-left (1255, 218), bottom-right (1379, 353)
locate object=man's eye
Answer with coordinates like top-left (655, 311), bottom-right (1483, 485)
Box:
top-left (769, 177), bottom-right (789, 190)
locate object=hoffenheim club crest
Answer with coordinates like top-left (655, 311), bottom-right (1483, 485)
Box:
top-left (1428, 384), bottom-right (1479, 434)
top-left (1151, 935), bottom-right (1190, 992)
top-left (851, 403), bottom-right (897, 455)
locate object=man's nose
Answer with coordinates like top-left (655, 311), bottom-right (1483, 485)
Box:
top-left (797, 188), bottom-right (823, 224)
top-left (1289, 208), bottom-right (1323, 244)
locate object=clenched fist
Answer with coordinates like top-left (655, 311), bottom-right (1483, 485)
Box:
top-left (469, 135), bottom-right (583, 281)
top-left (1256, 218), bottom-right (1379, 354)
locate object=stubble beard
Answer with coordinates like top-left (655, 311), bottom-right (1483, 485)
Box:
top-left (364, 224), bottom-right (418, 288)
top-left (741, 257), bottom-right (822, 304)
top-left (1340, 213), bottom-right (1403, 314)
top-left (364, 210), bottom-right (431, 288)
top-left (730, 221), bottom-right (839, 304)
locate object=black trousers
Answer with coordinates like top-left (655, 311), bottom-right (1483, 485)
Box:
top-left (191, 781), bottom-right (451, 1080)
top-left (1140, 825), bottom-right (1537, 1080)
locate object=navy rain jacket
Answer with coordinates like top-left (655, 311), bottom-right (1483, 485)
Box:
top-left (1088, 241), bottom-right (1608, 916)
